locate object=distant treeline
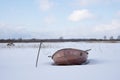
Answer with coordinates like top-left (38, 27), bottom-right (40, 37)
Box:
top-left (0, 38), bottom-right (120, 43)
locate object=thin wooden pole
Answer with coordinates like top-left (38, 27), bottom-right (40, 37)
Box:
top-left (36, 42), bottom-right (42, 67)
top-left (85, 49), bottom-right (91, 52)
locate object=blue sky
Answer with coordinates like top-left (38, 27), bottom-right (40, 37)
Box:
top-left (0, 0), bottom-right (120, 39)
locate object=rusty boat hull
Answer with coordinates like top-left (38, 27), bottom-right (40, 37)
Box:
top-left (52, 48), bottom-right (89, 65)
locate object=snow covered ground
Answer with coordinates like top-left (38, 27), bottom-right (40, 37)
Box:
top-left (0, 42), bottom-right (120, 80)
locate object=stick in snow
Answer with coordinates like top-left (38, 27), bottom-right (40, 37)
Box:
top-left (36, 42), bottom-right (42, 67)
top-left (85, 49), bottom-right (91, 52)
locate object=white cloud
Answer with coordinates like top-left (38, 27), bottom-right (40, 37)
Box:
top-left (0, 24), bottom-right (33, 39)
top-left (0, 23), bottom-right (6, 27)
top-left (78, 0), bottom-right (99, 6)
top-left (94, 19), bottom-right (120, 32)
top-left (72, 0), bottom-right (112, 6)
top-left (44, 15), bottom-right (56, 24)
top-left (72, 0), bottom-right (97, 6)
top-left (117, 11), bottom-right (120, 16)
top-left (39, 0), bottom-right (53, 11)
top-left (0, 23), bottom-right (59, 39)
top-left (68, 9), bottom-right (93, 22)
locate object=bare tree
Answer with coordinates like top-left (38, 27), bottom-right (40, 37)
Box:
top-left (104, 36), bottom-right (107, 40)
top-left (59, 36), bottom-right (63, 40)
top-left (117, 35), bottom-right (120, 40)
top-left (110, 36), bottom-right (114, 40)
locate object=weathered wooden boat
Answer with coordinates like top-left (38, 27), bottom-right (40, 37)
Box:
top-left (50, 48), bottom-right (91, 65)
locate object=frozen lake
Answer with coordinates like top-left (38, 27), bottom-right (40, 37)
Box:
top-left (0, 42), bottom-right (120, 80)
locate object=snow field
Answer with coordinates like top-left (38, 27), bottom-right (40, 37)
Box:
top-left (0, 42), bottom-right (120, 80)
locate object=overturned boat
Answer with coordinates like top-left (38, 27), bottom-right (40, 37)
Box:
top-left (50, 48), bottom-right (91, 65)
